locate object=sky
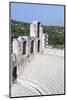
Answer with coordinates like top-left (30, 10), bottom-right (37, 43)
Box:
top-left (11, 2), bottom-right (64, 26)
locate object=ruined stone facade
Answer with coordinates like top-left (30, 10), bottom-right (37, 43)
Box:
top-left (11, 21), bottom-right (48, 84)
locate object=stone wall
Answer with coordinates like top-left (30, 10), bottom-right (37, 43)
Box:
top-left (11, 21), bottom-right (48, 83)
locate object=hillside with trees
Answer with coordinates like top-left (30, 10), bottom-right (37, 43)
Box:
top-left (11, 20), bottom-right (64, 49)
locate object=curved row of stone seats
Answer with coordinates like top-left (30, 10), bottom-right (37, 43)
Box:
top-left (17, 54), bottom-right (35, 78)
top-left (11, 49), bottom-right (64, 97)
top-left (11, 79), bottom-right (41, 97)
top-left (44, 48), bottom-right (64, 57)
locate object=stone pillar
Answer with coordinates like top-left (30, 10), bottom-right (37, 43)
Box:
top-left (40, 26), bottom-right (44, 53)
top-left (26, 39), bottom-right (29, 56)
top-left (13, 39), bottom-right (19, 56)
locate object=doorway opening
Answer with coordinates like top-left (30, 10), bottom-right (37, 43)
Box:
top-left (23, 41), bottom-right (26, 55)
top-left (37, 40), bottom-right (40, 52)
top-left (37, 22), bottom-right (40, 37)
top-left (31, 40), bottom-right (34, 53)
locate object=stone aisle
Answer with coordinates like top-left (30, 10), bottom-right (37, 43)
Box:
top-left (11, 49), bottom-right (64, 97)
